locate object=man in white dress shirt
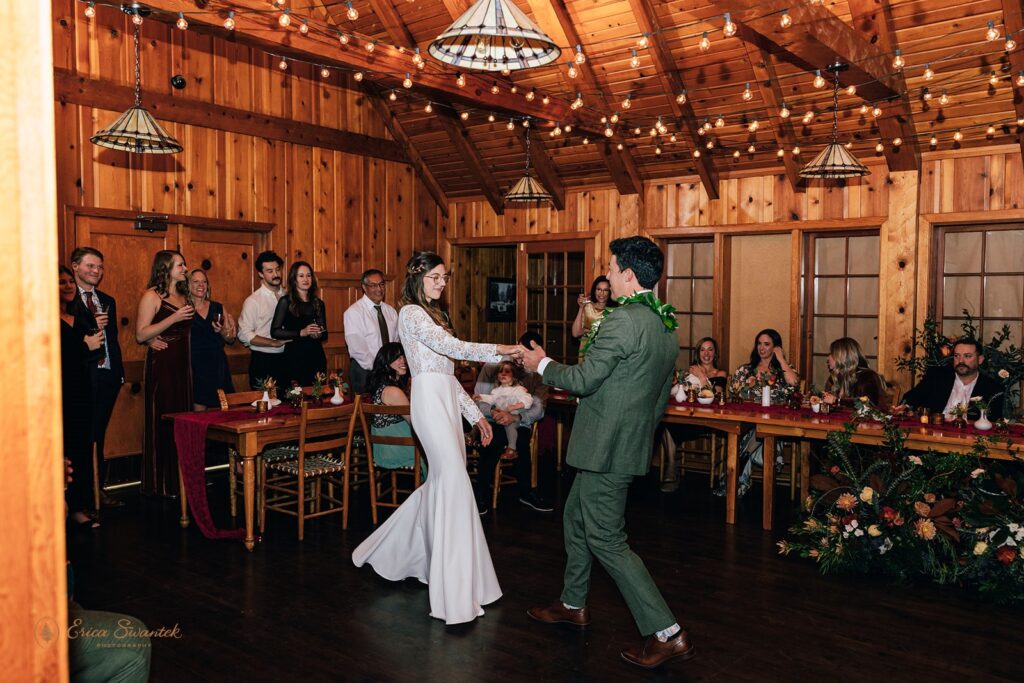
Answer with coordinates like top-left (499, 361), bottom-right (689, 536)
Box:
top-left (344, 269), bottom-right (399, 395)
top-left (902, 337), bottom-right (1004, 418)
top-left (237, 251), bottom-right (288, 390)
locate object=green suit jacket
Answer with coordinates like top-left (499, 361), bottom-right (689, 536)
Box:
top-left (543, 300), bottom-right (677, 476)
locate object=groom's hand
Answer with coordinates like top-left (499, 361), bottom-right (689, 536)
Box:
top-left (521, 341), bottom-right (546, 373)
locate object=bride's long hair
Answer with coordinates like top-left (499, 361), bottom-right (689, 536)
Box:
top-left (399, 251), bottom-right (453, 333)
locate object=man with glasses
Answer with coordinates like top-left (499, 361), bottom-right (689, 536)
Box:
top-left (344, 269), bottom-right (399, 395)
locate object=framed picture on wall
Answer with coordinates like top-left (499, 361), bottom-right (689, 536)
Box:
top-left (486, 277), bottom-right (516, 323)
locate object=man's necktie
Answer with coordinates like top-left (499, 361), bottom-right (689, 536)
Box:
top-left (375, 305), bottom-right (390, 345)
top-left (83, 291), bottom-right (109, 368)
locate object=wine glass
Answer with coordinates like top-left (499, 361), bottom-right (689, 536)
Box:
top-left (92, 301), bottom-right (107, 334)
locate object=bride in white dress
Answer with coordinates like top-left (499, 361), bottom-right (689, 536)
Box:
top-left (352, 252), bottom-right (523, 625)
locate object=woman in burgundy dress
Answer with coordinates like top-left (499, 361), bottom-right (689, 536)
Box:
top-left (136, 250), bottom-right (194, 497)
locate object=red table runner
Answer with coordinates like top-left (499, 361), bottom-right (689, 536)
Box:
top-left (173, 405), bottom-right (298, 540)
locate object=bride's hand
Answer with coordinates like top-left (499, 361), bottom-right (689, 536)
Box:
top-left (497, 343), bottom-right (524, 360)
top-left (476, 417), bottom-right (493, 447)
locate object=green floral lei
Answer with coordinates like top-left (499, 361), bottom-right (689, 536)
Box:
top-left (579, 290), bottom-right (678, 357)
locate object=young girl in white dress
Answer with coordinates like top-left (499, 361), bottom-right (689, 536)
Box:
top-left (476, 360), bottom-right (533, 460)
top-left (352, 252), bottom-right (523, 625)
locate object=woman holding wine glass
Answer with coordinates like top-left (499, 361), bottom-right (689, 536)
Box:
top-left (136, 250), bottom-right (194, 497)
top-left (188, 269), bottom-right (236, 410)
top-left (271, 261), bottom-right (327, 386)
top-left (571, 276), bottom-right (616, 359)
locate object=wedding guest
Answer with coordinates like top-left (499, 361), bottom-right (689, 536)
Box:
top-left (70, 246), bottom-right (124, 508)
top-left (344, 268), bottom-right (399, 395)
top-left (136, 250), bottom-right (194, 497)
top-left (716, 328), bottom-right (799, 498)
top-left (902, 337), bottom-right (1004, 418)
top-left (572, 276), bottom-right (617, 359)
top-left (272, 261), bottom-right (327, 386)
top-left (237, 251), bottom-right (288, 390)
top-left (60, 266), bottom-right (104, 528)
top-left (475, 361), bottom-right (534, 460)
top-left (366, 342), bottom-right (420, 472)
top-left (188, 269), bottom-right (236, 410)
top-left (822, 337), bottom-right (888, 409)
top-left (686, 337), bottom-right (728, 391)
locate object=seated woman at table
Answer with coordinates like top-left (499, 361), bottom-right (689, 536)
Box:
top-left (188, 269), bottom-right (236, 411)
top-left (271, 261), bottom-right (327, 386)
top-left (367, 342), bottom-right (421, 473)
top-left (822, 337), bottom-right (888, 410)
top-left (661, 337), bottom-right (728, 492)
top-left (715, 328), bottom-right (799, 498)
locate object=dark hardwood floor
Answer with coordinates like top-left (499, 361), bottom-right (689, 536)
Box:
top-left (68, 460), bottom-right (1022, 682)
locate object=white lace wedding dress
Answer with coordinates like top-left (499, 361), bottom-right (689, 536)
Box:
top-left (352, 305), bottom-right (503, 625)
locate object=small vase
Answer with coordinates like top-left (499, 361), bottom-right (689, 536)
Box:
top-left (260, 390), bottom-right (271, 405)
top-left (974, 409), bottom-right (993, 431)
top-left (330, 388), bottom-right (344, 405)
top-left (761, 385), bottom-right (772, 407)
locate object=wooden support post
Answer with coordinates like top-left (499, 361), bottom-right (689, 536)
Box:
top-left (878, 170), bottom-right (921, 390)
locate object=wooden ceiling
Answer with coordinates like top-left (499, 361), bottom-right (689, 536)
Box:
top-left (138, 0), bottom-right (1024, 208)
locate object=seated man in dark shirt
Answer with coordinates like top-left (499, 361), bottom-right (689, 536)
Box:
top-left (902, 338), bottom-right (1004, 418)
top-left (472, 331), bottom-right (553, 515)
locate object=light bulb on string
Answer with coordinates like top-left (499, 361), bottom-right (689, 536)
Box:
top-left (491, 82), bottom-right (499, 95)
top-left (553, 124), bottom-right (562, 136)
top-left (930, 135), bottom-right (938, 146)
top-left (525, 89), bottom-right (535, 101)
top-left (990, 71), bottom-right (1000, 86)
top-left (892, 49), bottom-right (904, 71)
top-left (780, 9), bottom-right (792, 29)
top-left (780, 103), bottom-right (790, 118)
top-left (638, 34), bottom-right (649, 49)
top-left (792, 146), bottom-right (800, 155)
top-left (542, 95), bottom-right (550, 105)
top-left (703, 119), bottom-right (713, 131)
top-left (459, 110), bottom-right (469, 120)
top-left (132, 12), bottom-right (143, 26)
top-left (953, 129), bottom-right (963, 141)
top-left (279, 9), bottom-right (291, 28)
top-left (365, 41), bottom-right (375, 53)
top-left (604, 125), bottom-right (614, 138)
top-left (507, 119), bottom-right (515, 130)
top-left (564, 124), bottom-right (572, 133)
top-left (353, 71), bottom-right (364, 81)
top-left (670, 134), bottom-right (677, 142)
top-left (655, 146), bottom-right (662, 155)
top-left (413, 49), bottom-right (424, 67)
top-left (1007, 35), bottom-right (1018, 52)
top-left (389, 91), bottom-right (399, 102)
top-left (501, 67), bottom-right (511, 76)
top-left (846, 84), bottom-right (857, 96)
top-left (1017, 71), bottom-right (1024, 87)
top-left (339, 32), bottom-right (349, 45)
top-left (845, 141), bottom-right (852, 149)
top-left (733, 149), bottom-right (740, 158)
top-left (693, 149), bottom-right (701, 158)
top-left (706, 139), bottom-right (714, 149)
top-left (403, 73), bottom-right (413, 88)
top-left (676, 90), bottom-right (687, 104)
top-left (986, 20), bottom-right (999, 42)
top-left (609, 113), bottom-right (619, 123)
top-left (347, 1), bottom-right (359, 21)
top-left (300, 19), bottom-right (309, 35)
top-left (987, 125), bottom-right (996, 136)
top-left (176, 12), bottom-right (188, 31)
top-left (800, 111), bottom-right (812, 125)
top-left (574, 45), bottom-right (586, 65)
top-left (582, 137), bottom-right (589, 145)
top-left (777, 148), bottom-right (785, 157)
top-left (321, 66), bottom-right (330, 78)
top-left (424, 102), bottom-right (433, 113)
top-left (699, 32), bottom-right (710, 52)
top-left (571, 93), bottom-right (583, 110)
top-left (875, 142), bottom-right (884, 153)
top-left (859, 104), bottom-right (868, 115)
top-left (522, 119), bottom-right (530, 128)
top-left (456, 73), bottom-right (466, 88)
top-left (923, 88), bottom-right (932, 101)
top-left (923, 64), bottom-right (934, 80)
top-left (567, 62), bottom-right (578, 79)
top-left (813, 70), bottom-right (826, 89)
top-left (750, 118), bottom-right (761, 131)
top-left (747, 144), bottom-right (756, 153)
top-left (872, 105), bottom-right (882, 118)
top-left (279, 57), bottom-right (288, 71)
top-left (634, 127), bottom-right (641, 135)
top-left (224, 11), bottom-right (235, 30)
top-left (510, 85), bottom-right (517, 94)
top-left (630, 50), bottom-right (641, 69)
top-left (893, 137), bottom-right (902, 146)
top-left (742, 83), bottom-right (753, 101)
top-left (487, 114), bottom-right (495, 122)
top-left (939, 90), bottom-right (949, 105)
top-left (715, 115), bottom-right (725, 128)
top-left (622, 95), bottom-right (632, 110)
top-left (84, 2), bottom-right (95, 19)
top-left (723, 13), bottom-right (737, 37)
top-left (616, 143), bottom-right (624, 150)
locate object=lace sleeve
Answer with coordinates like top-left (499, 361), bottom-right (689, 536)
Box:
top-left (401, 306), bottom-right (501, 363)
top-left (457, 386), bottom-right (485, 425)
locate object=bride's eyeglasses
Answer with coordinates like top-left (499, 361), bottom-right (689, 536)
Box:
top-left (424, 273), bottom-right (452, 284)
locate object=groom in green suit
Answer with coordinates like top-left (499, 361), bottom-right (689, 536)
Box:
top-left (522, 236), bottom-right (695, 669)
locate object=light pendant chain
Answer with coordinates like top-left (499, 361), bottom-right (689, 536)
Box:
top-left (133, 21), bottom-right (142, 107)
top-left (830, 67), bottom-right (840, 144)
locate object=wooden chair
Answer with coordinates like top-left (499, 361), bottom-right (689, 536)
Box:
top-left (260, 401), bottom-right (359, 540)
top-left (490, 422), bottom-right (539, 510)
top-left (357, 398), bottom-right (424, 524)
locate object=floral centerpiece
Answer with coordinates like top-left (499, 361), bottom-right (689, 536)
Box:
top-left (258, 376), bottom-right (277, 400)
top-left (328, 369), bottom-right (348, 401)
top-left (311, 372), bottom-right (328, 402)
top-left (284, 381), bottom-right (303, 407)
top-left (780, 420), bottom-right (1024, 600)
top-left (729, 365), bottom-right (794, 404)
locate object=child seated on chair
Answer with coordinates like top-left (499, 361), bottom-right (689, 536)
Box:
top-left (475, 361), bottom-right (533, 460)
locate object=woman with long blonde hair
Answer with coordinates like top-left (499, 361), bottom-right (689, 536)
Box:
top-left (353, 251), bottom-right (523, 625)
top-left (823, 337), bottom-right (887, 408)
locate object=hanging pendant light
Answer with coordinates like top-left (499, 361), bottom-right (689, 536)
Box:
top-left (800, 63), bottom-right (868, 179)
top-left (505, 128), bottom-right (552, 204)
top-left (91, 4), bottom-right (182, 154)
top-left (429, 0), bottom-right (561, 72)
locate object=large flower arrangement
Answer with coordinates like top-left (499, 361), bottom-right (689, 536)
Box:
top-left (896, 309), bottom-right (1024, 417)
top-left (780, 420), bottom-right (1024, 600)
top-left (729, 364), bottom-right (794, 404)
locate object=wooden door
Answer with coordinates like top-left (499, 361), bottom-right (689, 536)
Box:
top-left (518, 239), bottom-right (594, 364)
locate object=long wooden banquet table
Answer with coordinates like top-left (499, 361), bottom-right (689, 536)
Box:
top-left (547, 394), bottom-right (1023, 531)
top-left (166, 403), bottom-right (355, 551)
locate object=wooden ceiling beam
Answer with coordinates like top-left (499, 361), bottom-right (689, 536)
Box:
top-left (436, 108), bottom-right (505, 215)
top-left (626, 0), bottom-right (720, 199)
top-left (1001, 0), bottom-right (1024, 163)
top-left (517, 131), bottom-right (566, 210)
top-left (740, 38), bottom-right (804, 191)
top-left (847, 0), bottom-right (920, 172)
top-left (141, 0), bottom-right (574, 124)
top-left (367, 0), bottom-right (418, 50)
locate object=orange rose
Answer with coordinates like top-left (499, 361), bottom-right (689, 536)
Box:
top-left (914, 518), bottom-right (937, 540)
top-left (914, 501), bottom-right (931, 517)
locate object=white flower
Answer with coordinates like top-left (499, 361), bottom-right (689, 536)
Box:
top-left (1010, 523), bottom-right (1020, 533)
top-left (908, 455), bottom-right (923, 466)
top-left (850, 519), bottom-right (859, 529)
top-left (998, 368), bottom-right (1010, 379)
top-left (879, 537), bottom-right (893, 555)
top-left (1005, 537), bottom-right (1018, 547)
top-left (854, 529), bottom-right (864, 537)
top-left (970, 396), bottom-right (982, 403)
top-left (971, 468), bottom-right (986, 479)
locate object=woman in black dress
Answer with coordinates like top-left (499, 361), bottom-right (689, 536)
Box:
top-left (271, 261), bottom-right (327, 386)
top-left (188, 269), bottom-right (236, 410)
top-left (59, 266), bottom-right (104, 527)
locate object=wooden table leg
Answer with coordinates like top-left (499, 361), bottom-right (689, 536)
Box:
top-left (530, 436), bottom-right (538, 489)
top-left (761, 436), bottom-right (775, 531)
top-left (800, 443), bottom-right (811, 502)
top-left (242, 433), bottom-right (257, 551)
top-left (725, 431), bottom-right (738, 524)
top-left (177, 463), bottom-right (189, 528)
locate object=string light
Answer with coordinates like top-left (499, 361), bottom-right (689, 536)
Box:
top-left (699, 32), bottom-right (710, 52)
top-left (813, 70), bottom-right (826, 89)
top-left (875, 142), bottom-right (884, 152)
top-left (676, 90), bottom-right (687, 104)
top-left (846, 84), bottom-right (856, 96)
top-left (501, 67), bottom-right (511, 76)
top-left (300, 19), bottom-right (309, 35)
top-left (930, 135), bottom-right (938, 146)
top-left (749, 118), bottom-right (761, 131)
top-left (780, 103), bottom-right (790, 118)
top-left (340, 32), bottom-right (349, 45)
top-left (617, 143), bottom-right (623, 150)
top-left (892, 49), bottom-right (904, 71)
top-left (279, 9), bottom-right (291, 28)
top-left (413, 49), bottom-right (424, 67)
top-left (630, 50), bottom-right (641, 69)
top-left (574, 45), bottom-right (586, 65)
top-left (723, 13), bottom-right (737, 38)
top-left (567, 62), bottom-right (578, 79)
top-left (953, 129), bottom-right (963, 141)
top-left (706, 139), bottom-right (714, 149)
top-left (403, 73), bottom-right (413, 88)
top-left (893, 137), bottom-right (902, 146)
top-left (939, 90), bottom-right (949, 105)
top-left (733, 150), bottom-right (741, 158)
top-left (424, 102), bottom-right (433, 113)
top-left (278, 57), bottom-right (288, 71)
top-left (777, 148), bottom-right (785, 157)
top-left (1019, 117), bottom-right (1024, 125)
top-left (655, 146), bottom-right (662, 155)
top-left (553, 124), bottom-right (562, 136)
top-left (604, 125), bottom-right (614, 138)
top-left (564, 124), bottom-right (572, 133)
top-left (354, 71), bottom-right (364, 81)
top-left (987, 124), bottom-right (996, 136)
top-left (670, 134), bottom-right (677, 143)
top-left (1017, 71), bottom-right (1024, 87)
top-left (609, 113), bottom-right (619, 123)
top-left (990, 71), bottom-right (1000, 86)
top-left (571, 93), bottom-right (583, 110)
top-left (703, 119), bottom-right (713, 131)
top-left (487, 114), bottom-right (495, 122)
top-left (1007, 34), bottom-right (1018, 52)
top-left (747, 143), bottom-right (756, 153)
top-left (320, 66), bottom-right (330, 78)
top-left (780, 9), bottom-right (792, 29)
top-left (507, 119), bottom-right (515, 130)
top-left (582, 137), bottom-right (589, 145)
top-left (490, 82), bottom-right (499, 95)
top-left (693, 149), bottom-right (701, 158)
top-left (459, 110), bottom-right (469, 120)
top-left (365, 40), bottom-right (375, 53)
top-left (792, 146), bottom-right (800, 155)
top-left (84, 2), bottom-right (95, 19)
top-left (542, 95), bottom-right (550, 105)
top-left (132, 12), bottom-right (143, 26)
top-left (634, 127), bottom-right (642, 135)
top-left (389, 91), bottom-right (399, 102)
top-left (801, 111), bottom-right (813, 125)
top-left (986, 20), bottom-right (999, 42)
top-left (176, 12), bottom-right (188, 31)
top-left (347, 1), bottom-right (360, 21)
top-left (638, 34), bottom-right (649, 49)
top-left (456, 73), bottom-right (466, 88)
top-left (621, 95), bottom-right (632, 110)
top-left (224, 11), bottom-right (235, 30)
top-left (923, 64), bottom-right (934, 80)
top-left (522, 119), bottom-right (530, 128)
top-left (859, 104), bottom-right (868, 115)
top-left (923, 88), bottom-right (932, 101)
top-left (525, 89), bottom-right (535, 101)
top-left (872, 105), bottom-right (882, 118)
top-left (715, 115), bottom-right (725, 128)
top-left (742, 83), bottom-right (753, 101)
top-left (510, 85), bottom-right (517, 94)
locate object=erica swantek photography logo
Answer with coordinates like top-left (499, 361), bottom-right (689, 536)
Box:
top-left (36, 616), bottom-right (180, 649)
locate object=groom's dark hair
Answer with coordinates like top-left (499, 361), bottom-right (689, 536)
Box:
top-left (519, 331), bottom-right (544, 350)
top-left (610, 236), bottom-right (663, 288)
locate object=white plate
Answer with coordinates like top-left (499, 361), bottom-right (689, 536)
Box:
top-left (251, 398), bottom-right (282, 407)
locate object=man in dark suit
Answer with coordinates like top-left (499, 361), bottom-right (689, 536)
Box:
top-left (522, 236), bottom-right (694, 670)
top-left (71, 246), bottom-right (125, 508)
top-left (902, 338), bottom-right (1004, 418)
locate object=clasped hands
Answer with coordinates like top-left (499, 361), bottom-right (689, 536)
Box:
top-left (496, 340), bottom-right (547, 373)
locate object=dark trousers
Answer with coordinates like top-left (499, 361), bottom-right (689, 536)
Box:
top-left (90, 369), bottom-right (121, 486)
top-left (349, 362), bottom-right (370, 396)
top-left (248, 351), bottom-right (287, 391)
top-left (474, 424), bottom-right (533, 505)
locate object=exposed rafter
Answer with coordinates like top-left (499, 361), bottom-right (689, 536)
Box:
top-left (625, 0), bottom-right (720, 199)
top-left (739, 34), bottom-right (804, 191)
top-left (523, 0), bottom-right (643, 195)
top-left (437, 107), bottom-right (504, 215)
top-left (366, 0), bottom-right (418, 50)
top-left (1001, 0), bottom-right (1024, 163)
top-left (517, 131), bottom-right (566, 210)
top-left (847, 0), bottom-right (921, 172)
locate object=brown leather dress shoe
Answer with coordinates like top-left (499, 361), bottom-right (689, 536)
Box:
top-left (620, 632), bottom-right (695, 669)
top-left (526, 601), bottom-right (591, 628)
